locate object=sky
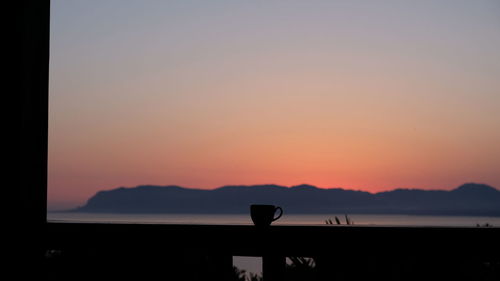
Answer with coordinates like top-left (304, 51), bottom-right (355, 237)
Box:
top-left (48, 0), bottom-right (500, 210)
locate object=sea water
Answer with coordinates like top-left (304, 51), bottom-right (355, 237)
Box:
top-left (47, 212), bottom-right (500, 227)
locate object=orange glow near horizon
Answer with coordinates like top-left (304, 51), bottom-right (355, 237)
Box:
top-left (48, 1), bottom-right (500, 209)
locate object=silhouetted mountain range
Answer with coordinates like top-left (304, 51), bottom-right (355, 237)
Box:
top-left (73, 183), bottom-right (500, 216)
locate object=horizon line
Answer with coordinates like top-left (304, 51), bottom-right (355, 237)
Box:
top-left (99, 182), bottom-right (497, 193)
top-left (47, 182), bottom-right (497, 211)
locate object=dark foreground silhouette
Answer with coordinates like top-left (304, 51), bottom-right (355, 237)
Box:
top-left (45, 223), bottom-right (500, 281)
top-left (74, 183), bottom-right (500, 216)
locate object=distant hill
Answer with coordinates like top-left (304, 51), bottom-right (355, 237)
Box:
top-left (73, 183), bottom-right (500, 216)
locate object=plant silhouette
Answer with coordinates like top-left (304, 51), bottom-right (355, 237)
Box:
top-left (285, 257), bottom-right (318, 281)
top-left (232, 266), bottom-right (262, 281)
top-left (232, 266), bottom-right (247, 281)
top-left (325, 215), bottom-right (354, 225)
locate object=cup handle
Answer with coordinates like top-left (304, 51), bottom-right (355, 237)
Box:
top-left (273, 206), bottom-right (283, 221)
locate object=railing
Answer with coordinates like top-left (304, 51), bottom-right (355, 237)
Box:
top-left (45, 222), bottom-right (500, 281)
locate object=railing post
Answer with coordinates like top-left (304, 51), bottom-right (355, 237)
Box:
top-left (262, 255), bottom-right (285, 281)
top-left (213, 253), bottom-right (234, 281)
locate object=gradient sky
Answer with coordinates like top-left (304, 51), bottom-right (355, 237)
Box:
top-left (48, 0), bottom-right (500, 210)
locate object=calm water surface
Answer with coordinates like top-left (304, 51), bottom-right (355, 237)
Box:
top-left (47, 212), bottom-right (500, 227)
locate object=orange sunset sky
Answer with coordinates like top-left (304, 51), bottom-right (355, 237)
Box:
top-left (48, 0), bottom-right (500, 210)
